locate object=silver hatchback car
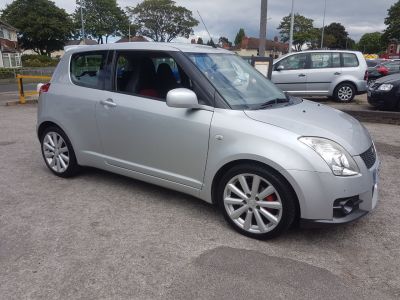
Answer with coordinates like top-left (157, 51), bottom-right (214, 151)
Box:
top-left (272, 50), bottom-right (368, 102)
top-left (37, 43), bottom-right (379, 239)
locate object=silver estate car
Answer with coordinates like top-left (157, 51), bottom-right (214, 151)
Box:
top-left (37, 43), bottom-right (379, 239)
top-left (272, 50), bottom-right (368, 102)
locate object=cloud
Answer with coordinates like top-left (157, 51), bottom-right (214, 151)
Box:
top-left (0, 0), bottom-right (396, 42)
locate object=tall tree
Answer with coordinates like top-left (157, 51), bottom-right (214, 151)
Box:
top-left (73, 0), bottom-right (129, 44)
top-left (322, 22), bottom-right (349, 49)
top-left (234, 28), bottom-right (246, 46)
top-left (197, 37), bottom-right (204, 44)
top-left (277, 14), bottom-right (318, 51)
top-left (1, 0), bottom-right (73, 56)
top-left (382, 0), bottom-right (400, 43)
top-left (128, 0), bottom-right (199, 42)
top-left (358, 32), bottom-right (385, 54)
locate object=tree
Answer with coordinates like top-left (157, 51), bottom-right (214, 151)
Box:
top-left (322, 22), bottom-right (349, 49)
top-left (234, 28), bottom-right (246, 46)
top-left (358, 32), bottom-right (385, 54)
top-left (128, 0), bottom-right (199, 42)
top-left (218, 36), bottom-right (232, 48)
top-left (382, 0), bottom-right (400, 43)
top-left (1, 0), bottom-right (73, 56)
top-left (277, 14), bottom-right (319, 51)
top-left (73, 0), bottom-right (129, 44)
top-left (197, 37), bottom-right (204, 44)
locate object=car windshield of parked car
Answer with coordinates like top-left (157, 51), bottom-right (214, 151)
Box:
top-left (187, 53), bottom-right (288, 110)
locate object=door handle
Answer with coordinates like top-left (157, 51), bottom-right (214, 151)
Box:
top-left (298, 74), bottom-right (306, 77)
top-left (100, 98), bottom-right (117, 108)
top-left (334, 72), bottom-right (341, 75)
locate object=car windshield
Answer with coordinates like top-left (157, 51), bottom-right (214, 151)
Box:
top-left (187, 53), bottom-right (288, 110)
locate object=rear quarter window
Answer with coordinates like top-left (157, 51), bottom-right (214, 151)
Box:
top-left (342, 53), bottom-right (359, 68)
top-left (70, 51), bottom-right (109, 89)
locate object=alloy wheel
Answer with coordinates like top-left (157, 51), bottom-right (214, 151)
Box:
top-left (42, 132), bottom-right (70, 173)
top-left (337, 86), bottom-right (353, 101)
top-left (223, 174), bottom-right (283, 234)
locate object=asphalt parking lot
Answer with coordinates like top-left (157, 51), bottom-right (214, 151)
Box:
top-left (1, 104), bottom-right (399, 299)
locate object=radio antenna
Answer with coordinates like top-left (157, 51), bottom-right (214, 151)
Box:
top-left (197, 11), bottom-right (216, 48)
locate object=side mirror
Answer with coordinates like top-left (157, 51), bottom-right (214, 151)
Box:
top-left (276, 65), bottom-right (285, 71)
top-left (166, 88), bottom-right (199, 109)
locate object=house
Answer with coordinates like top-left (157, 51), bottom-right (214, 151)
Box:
top-left (234, 36), bottom-right (289, 58)
top-left (116, 36), bottom-right (148, 43)
top-left (0, 20), bottom-right (21, 68)
top-left (385, 39), bottom-right (400, 59)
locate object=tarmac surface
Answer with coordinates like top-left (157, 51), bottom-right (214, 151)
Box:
top-left (0, 104), bottom-right (399, 299)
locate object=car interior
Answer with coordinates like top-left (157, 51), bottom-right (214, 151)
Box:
top-left (115, 52), bottom-right (193, 100)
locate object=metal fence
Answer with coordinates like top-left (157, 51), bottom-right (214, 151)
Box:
top-left (0, 67), bottom-right (55, 80)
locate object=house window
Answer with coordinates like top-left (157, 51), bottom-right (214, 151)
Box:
top-left (10, 53), bottom-right (16, 67)
top-left (0, 28), bottom-right (4, 39)
top-left (2, 54), bottom-right (10, 68)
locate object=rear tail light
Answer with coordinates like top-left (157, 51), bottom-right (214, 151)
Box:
top-left (39, 82), bottom-right (51, 94)
top-left (364, 71), bottom-right (368, 81)
top-left (377, 66), bottom-right (389, 76)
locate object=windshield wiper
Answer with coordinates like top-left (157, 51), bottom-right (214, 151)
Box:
top-left (254, 93), bottom-right (291, 110)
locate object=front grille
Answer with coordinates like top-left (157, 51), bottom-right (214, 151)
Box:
top-left (360, 144), bottom-right (376, 169)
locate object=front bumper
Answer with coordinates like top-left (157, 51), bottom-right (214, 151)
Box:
top-left (287, 153), bottom-right (380, 228)
top-left (300, 209), bottom-right (368, 228)
top-left (367, 89), bottom-right (398, 109)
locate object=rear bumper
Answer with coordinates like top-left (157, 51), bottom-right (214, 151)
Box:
top-left (355, 80), bottom-right (368, 94)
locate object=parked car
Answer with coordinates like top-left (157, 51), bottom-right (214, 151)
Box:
top-left (272, 50), bottom-right (368, 102)
top-left (37, 43), bottom-right (379, 239)
top-left (367, 60), bottom-right (400, 86)
top-left (368, 73), bottom-right (400, 110)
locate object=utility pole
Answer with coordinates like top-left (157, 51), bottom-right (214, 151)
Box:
top-left (288, 0), bottom-right (295, 53)
top-left (320, 0), bottom-right (327, 49)
top-left (80, 0), bottom-right (85, 42)
top-left (259, 0), bottom-right (268, 57)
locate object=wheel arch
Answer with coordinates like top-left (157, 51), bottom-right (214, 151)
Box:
top-left (334, 80), bottom-right (358, 93)
top-left (37, 121), bottom-right (63, 140)
top-left (210, 159), bottom-right (301, 222)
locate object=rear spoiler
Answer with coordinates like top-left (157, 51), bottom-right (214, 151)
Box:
top-left (64, 45), bottom-right (96, 52)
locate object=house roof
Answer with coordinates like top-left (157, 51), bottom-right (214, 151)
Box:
top-left (66, 39), bottom-right (98, 46)
top-left (0, 20), bottom-right (17, 32)
top-left (116, 36), bottom-right (148, 43)
top-left (238, 37), bottom-right (288, 52)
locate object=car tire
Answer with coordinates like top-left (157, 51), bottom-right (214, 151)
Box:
top-left (40, 126), bottom-right (80, 178)
top-left (216, 164), bottom-right (296, 240)
top-left (334, 83), bottom-right (356, 102)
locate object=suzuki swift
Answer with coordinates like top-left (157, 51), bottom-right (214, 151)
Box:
top-left (37, 43), bottom-right (379, 239)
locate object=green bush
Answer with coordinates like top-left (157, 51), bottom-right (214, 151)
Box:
top-left (21, 55), bottom-right (60, 67)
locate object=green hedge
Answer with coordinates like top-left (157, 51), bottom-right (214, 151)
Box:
top-left (21, 55), bottom-right (60, 67)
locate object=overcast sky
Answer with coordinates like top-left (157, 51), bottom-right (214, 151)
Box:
top-left (0, 0), bottom-right (397, 42)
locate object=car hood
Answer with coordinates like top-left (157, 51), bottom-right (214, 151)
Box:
top-left (375, 74), bottom-right (400, 84)
top-left (244, 100), bottom-right (372, 155)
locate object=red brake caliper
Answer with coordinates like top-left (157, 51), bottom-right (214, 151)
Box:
top-left (264, 194), bottom-right (276, 212)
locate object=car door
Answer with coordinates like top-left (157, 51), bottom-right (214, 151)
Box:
top-left (271, 53), bottom-right (308, 95)
top-left (306, 52), bottom-right (341, 95)
top-left (95, 50), bottom-right (214, 189)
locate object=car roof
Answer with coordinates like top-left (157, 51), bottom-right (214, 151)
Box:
top-left (65, 42), bottom-right (233, 55)
top-left (274, 49), bottom-right (363, 62)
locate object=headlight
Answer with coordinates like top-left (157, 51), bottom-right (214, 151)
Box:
top-left (378, 84), bottom-right (393, 91)
top-left (299, 137), bottom-right (359, 176)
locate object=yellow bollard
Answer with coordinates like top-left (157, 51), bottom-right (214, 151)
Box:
top-left (15, 74), bottom-right (52, 104)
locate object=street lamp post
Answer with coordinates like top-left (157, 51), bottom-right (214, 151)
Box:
top-left (321, 0), bottom-right (327, 49)
top-left (80, 0), bottom-right (85, 41)
top-left (259, 0), bottom-right (268, 57)
top-left (288, 0), bottom-right (295, 53)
